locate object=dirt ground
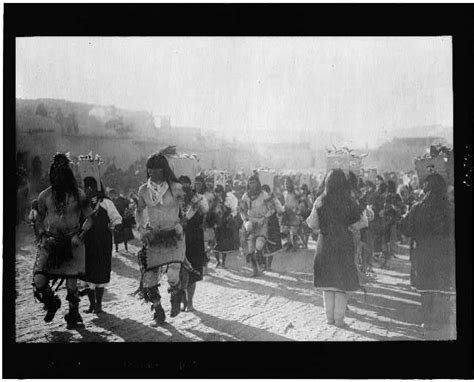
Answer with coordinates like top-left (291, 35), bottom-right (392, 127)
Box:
top-left (15, 223), bottom-right (426, 342)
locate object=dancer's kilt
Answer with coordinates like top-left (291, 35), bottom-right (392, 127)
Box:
top-left (137, 226), bottom-right (186, 271)
top-left (33, 232), bottom-right (86, 278)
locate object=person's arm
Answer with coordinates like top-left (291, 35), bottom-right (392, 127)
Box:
top-left (240, 195), bottom-right (249, 222)
top-left (102, 199), bottom-right (123, 228)
top-left (36, 191), bottom-right (48, 240)
top-left (71, 190), bottom-right (94, 246)
top-left (273, 197), bottom-right (284, 214)
top-left (135, 186), bottom-right (147, 230)
top-left (197, 194), bottom-right (209, 214)
top-left (173, 182), bottom-right (185, 202)
top-left (28, 209), bottom-right (35, 223)
top-left (347, 199), bottom-right (364, 227)
top-left (306, 200), bottom-right (320, 234)
top-left (263, 193), bottom-right (274, 219)
top-left (349, 210), bottom-right (368, 231)
top-left (225, 194), bottom-right (238, 217)
top-left (399, 203), bottom-right (418, 238)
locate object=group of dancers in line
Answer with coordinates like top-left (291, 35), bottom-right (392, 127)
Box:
top-left (29, 149), bottom-right (455, 335)
top-left (30, 150), bottom-right (300, 327)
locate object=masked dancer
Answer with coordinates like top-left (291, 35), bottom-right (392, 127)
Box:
top-left (32, 153), bottom-right (93, 328)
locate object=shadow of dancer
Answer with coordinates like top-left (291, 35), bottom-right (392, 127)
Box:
top-left (111, 256), bottom-right (140, 280)
top-left (193, 310), bottom-right (293, 341)
top-left (91, 312), bottom-right (191, 342)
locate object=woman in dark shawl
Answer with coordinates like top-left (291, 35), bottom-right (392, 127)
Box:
top-left (261, 184), bottom-right (284, 270)
top-left (80, 177), bottom-right (122, 314)
top-left (178, 176), bottom-right (209, 312)
top-left (400, 173), bottom-right (455, 339)
top-left (381, 180), bottom-right (403, 267)
top-left (213, 185), bottom-right (236, 268)
top-left (306, 169), bottom-right (364, 327)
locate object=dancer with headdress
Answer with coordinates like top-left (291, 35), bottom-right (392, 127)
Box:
top-left (32, 153), bottom-right (93, 328)
top-left (133, 151), bottom-right (186, 326)
top-left (240, 173), bottom-right (273, 277)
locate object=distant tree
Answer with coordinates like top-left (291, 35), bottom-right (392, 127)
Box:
top-left (30, 156), bottom-right (48, 193)
top-left (35, 103), bottom-right (48, 117)
top-left (31, 156), bottom-right (43, 178)
top-left (72, 113), bottom-right (79, 134)
top-left (54, 109), bottom-right (65, 131)
top-left (64, 113), bottom-right (79, 134)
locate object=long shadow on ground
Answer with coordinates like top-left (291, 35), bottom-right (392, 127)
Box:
top-left (90, 312), bottom-right (191, 342)
top-left (208, 261), bottom-right (423, 340)
top-left (111, 256), bottom-right (140, 280)
top-left (193, 310), bottom-right (292, 341)
top-left (206, 268), bottom-right (323, 307)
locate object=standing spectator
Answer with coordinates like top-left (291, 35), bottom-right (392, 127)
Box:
top-left (371, 176), bottom-right (387, 261)
top-left (400, 173), bottom-right (455, 339)
top-left (178, 176), bottom-right (209, 312)
top-left (195, 174), bottom-right (217, 273)
top-left (282, 177), bottom-right (300, 251)
top-left (297, 184), bottom-right (313, 249)
top-left (81, 177), bottom-right (122, 314)
top-left (381, 180), bottom-right (403, 267)
top-left (261, 184), bottom-right (284, 270)
top-left (110, 190), bottom-right (134, 252)
top-left (347, 172), bottom-right (372, 275)
top-left (17, 165), bottom-right (30, 225)
top-left (306, 169), bottom-right (364, 327)
top-left (213, 185), bottom-right (237, 268)
top-left (226, 182), bottom-right (243, 255)
top-left (359, 180), bottom-right (377, 269)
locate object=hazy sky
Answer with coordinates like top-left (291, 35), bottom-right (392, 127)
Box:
top-left (16, 37), bottom-right (452, 147)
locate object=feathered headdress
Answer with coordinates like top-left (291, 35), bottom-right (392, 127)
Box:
top-left (158, 145), bottom-right (178, 157)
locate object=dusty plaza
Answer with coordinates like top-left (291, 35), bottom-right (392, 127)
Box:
top-left (5, 9), bottom-right (472, 376)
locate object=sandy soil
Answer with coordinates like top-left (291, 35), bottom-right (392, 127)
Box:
top-left (15, 223), bottom-right (425, 342)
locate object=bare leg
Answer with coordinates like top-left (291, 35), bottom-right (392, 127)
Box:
top-left (167, 263), bottom-right (184, 318)
top-left (323, 290), bottom-right (335, 324)
top-left (334, 292), bottom-right (348, 327)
